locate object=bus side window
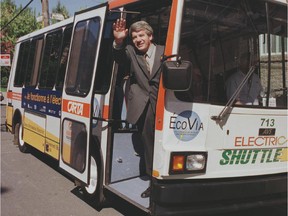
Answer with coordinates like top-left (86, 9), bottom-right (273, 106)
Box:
top-left (24, 37), bottom-right (44, 87)
top-left (39, 30), bottom-right (63, 89)
top-left (14, 41), bottom-right (30, 87)
top-left (55, 26), bottom-right (72, 90)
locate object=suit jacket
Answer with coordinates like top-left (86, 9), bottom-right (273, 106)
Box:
top-left (113, 44), bottom-right (165, 124)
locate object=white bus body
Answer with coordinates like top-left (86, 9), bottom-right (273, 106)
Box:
top-left (6, 0), bottom-right (287, 215)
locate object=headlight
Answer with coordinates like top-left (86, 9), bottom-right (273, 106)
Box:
top-left (186, 154), bottom-right (206, 171)
top-left (170, 152), bottom-right (207, 174)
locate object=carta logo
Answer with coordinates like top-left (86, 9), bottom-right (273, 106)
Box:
top-left (67, 101), bottom-right (84, 116)
top-left (169, 110), bottom-right (203, 141)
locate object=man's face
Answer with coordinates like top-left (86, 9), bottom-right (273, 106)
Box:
top-left (131, 30), bottom-right (152, 53)
top-left (239, 54), bottom-right (250, 73)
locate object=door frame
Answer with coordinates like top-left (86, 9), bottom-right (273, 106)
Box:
top-left (59, 3), bottom-right (108, 184)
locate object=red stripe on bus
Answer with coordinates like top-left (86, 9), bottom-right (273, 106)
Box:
top-left (155, 1), bottom-right (178, 131)
top-left (102, 105), bottom-right (109, 119)
top-left (109, 0), bottom-right (139, 9)
top-left (62, 99), bottom-right (90, 118)
top-left (7, 92), bottom-right (22, 101)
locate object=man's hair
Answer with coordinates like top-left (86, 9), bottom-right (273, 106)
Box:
top-left (239, 52), bottom-right (251, 64)
top-left (129, 21), bottom-right (153, 37)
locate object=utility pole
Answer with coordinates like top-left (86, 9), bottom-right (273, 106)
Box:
top-left (41, 0), bottom-right (49, 27)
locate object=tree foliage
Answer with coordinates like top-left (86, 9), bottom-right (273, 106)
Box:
top-left (0, 0), bottom-right (41, 87)
top-left (1, 0), bottom-right (40, 52)
top-left (0, 0), bottom-right (70, 87)
top-left (52, 0), bottom-right (70, 22)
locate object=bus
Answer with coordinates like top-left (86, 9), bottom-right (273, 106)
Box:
top-left (6, 0), bottom-right (287, 215)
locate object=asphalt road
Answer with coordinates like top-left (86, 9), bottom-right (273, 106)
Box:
top-left (1, 105), bottom-right (128, 216)
top-left (1, 105), bottom-right (287, 216)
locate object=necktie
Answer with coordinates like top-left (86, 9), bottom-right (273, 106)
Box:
top-left (144, 54), bottom-right (150, 75)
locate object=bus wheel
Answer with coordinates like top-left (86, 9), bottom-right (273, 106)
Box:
top-left (82, 151), bottom-right (100, 199)
top-left (14, 123), bottom-right (28, 153)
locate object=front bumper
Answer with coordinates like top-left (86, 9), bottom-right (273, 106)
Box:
top-left (151, 173), bottom-right (287, 216)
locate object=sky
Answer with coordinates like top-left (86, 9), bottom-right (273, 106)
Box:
top-left (13, 0), bottom-right (107, 17)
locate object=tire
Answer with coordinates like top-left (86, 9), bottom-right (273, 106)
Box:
top-left (82, 150), bottom-right (100, 199)
top-left (14, 122), bottom-right (29, 153)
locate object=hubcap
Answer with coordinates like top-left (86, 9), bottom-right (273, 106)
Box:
top-left (85, 156), bottom-right (98, 194)
top-left (18, 124), bottom-right (25, 146)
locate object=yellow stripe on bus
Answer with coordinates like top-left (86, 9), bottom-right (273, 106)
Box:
top-left (23, 128), bottom-right (45, 152)
top-left (278, 148), bottom-right (288, 162)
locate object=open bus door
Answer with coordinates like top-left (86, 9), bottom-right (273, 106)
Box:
top-left (59, 4), bottom-right (108, 184)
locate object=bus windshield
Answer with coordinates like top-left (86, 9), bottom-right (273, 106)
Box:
top-left (177, 0), bottom-right (287, 108)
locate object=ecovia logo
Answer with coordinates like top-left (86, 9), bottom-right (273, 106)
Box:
top-left (170, 110), bottom-right (203, 141)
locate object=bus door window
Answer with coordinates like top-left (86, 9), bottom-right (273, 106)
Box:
top-left (62, 119), bottom-right (87, 172)
top-left (65, 18), bottom-right (101, 96)
top-left (93, 13), bottom-right (116, 94)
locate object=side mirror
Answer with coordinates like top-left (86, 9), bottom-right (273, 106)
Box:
top-left (162, 59), bottom-right (193, 91)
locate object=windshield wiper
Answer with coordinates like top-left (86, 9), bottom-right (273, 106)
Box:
top-left (211, 65), bottom-right (256, 122)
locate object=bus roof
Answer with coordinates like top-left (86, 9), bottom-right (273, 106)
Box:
top-left (17, 17), bottom-right (74, 43)
top-left (16, 0), bottom-right (138, 43)
top-left (15, 0), bottom-right (138, 43)
top-left (107, 0), bottom-right (287, 8)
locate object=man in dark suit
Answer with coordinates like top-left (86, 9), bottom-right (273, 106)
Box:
top-left (113, 18), bottom-right (164, 198)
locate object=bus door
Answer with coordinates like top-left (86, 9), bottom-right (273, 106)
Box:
top-left (59, 4), bottom-right (108, 184)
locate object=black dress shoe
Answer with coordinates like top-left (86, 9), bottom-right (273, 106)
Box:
top-left (141, 187), bottom-right (151, 198)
